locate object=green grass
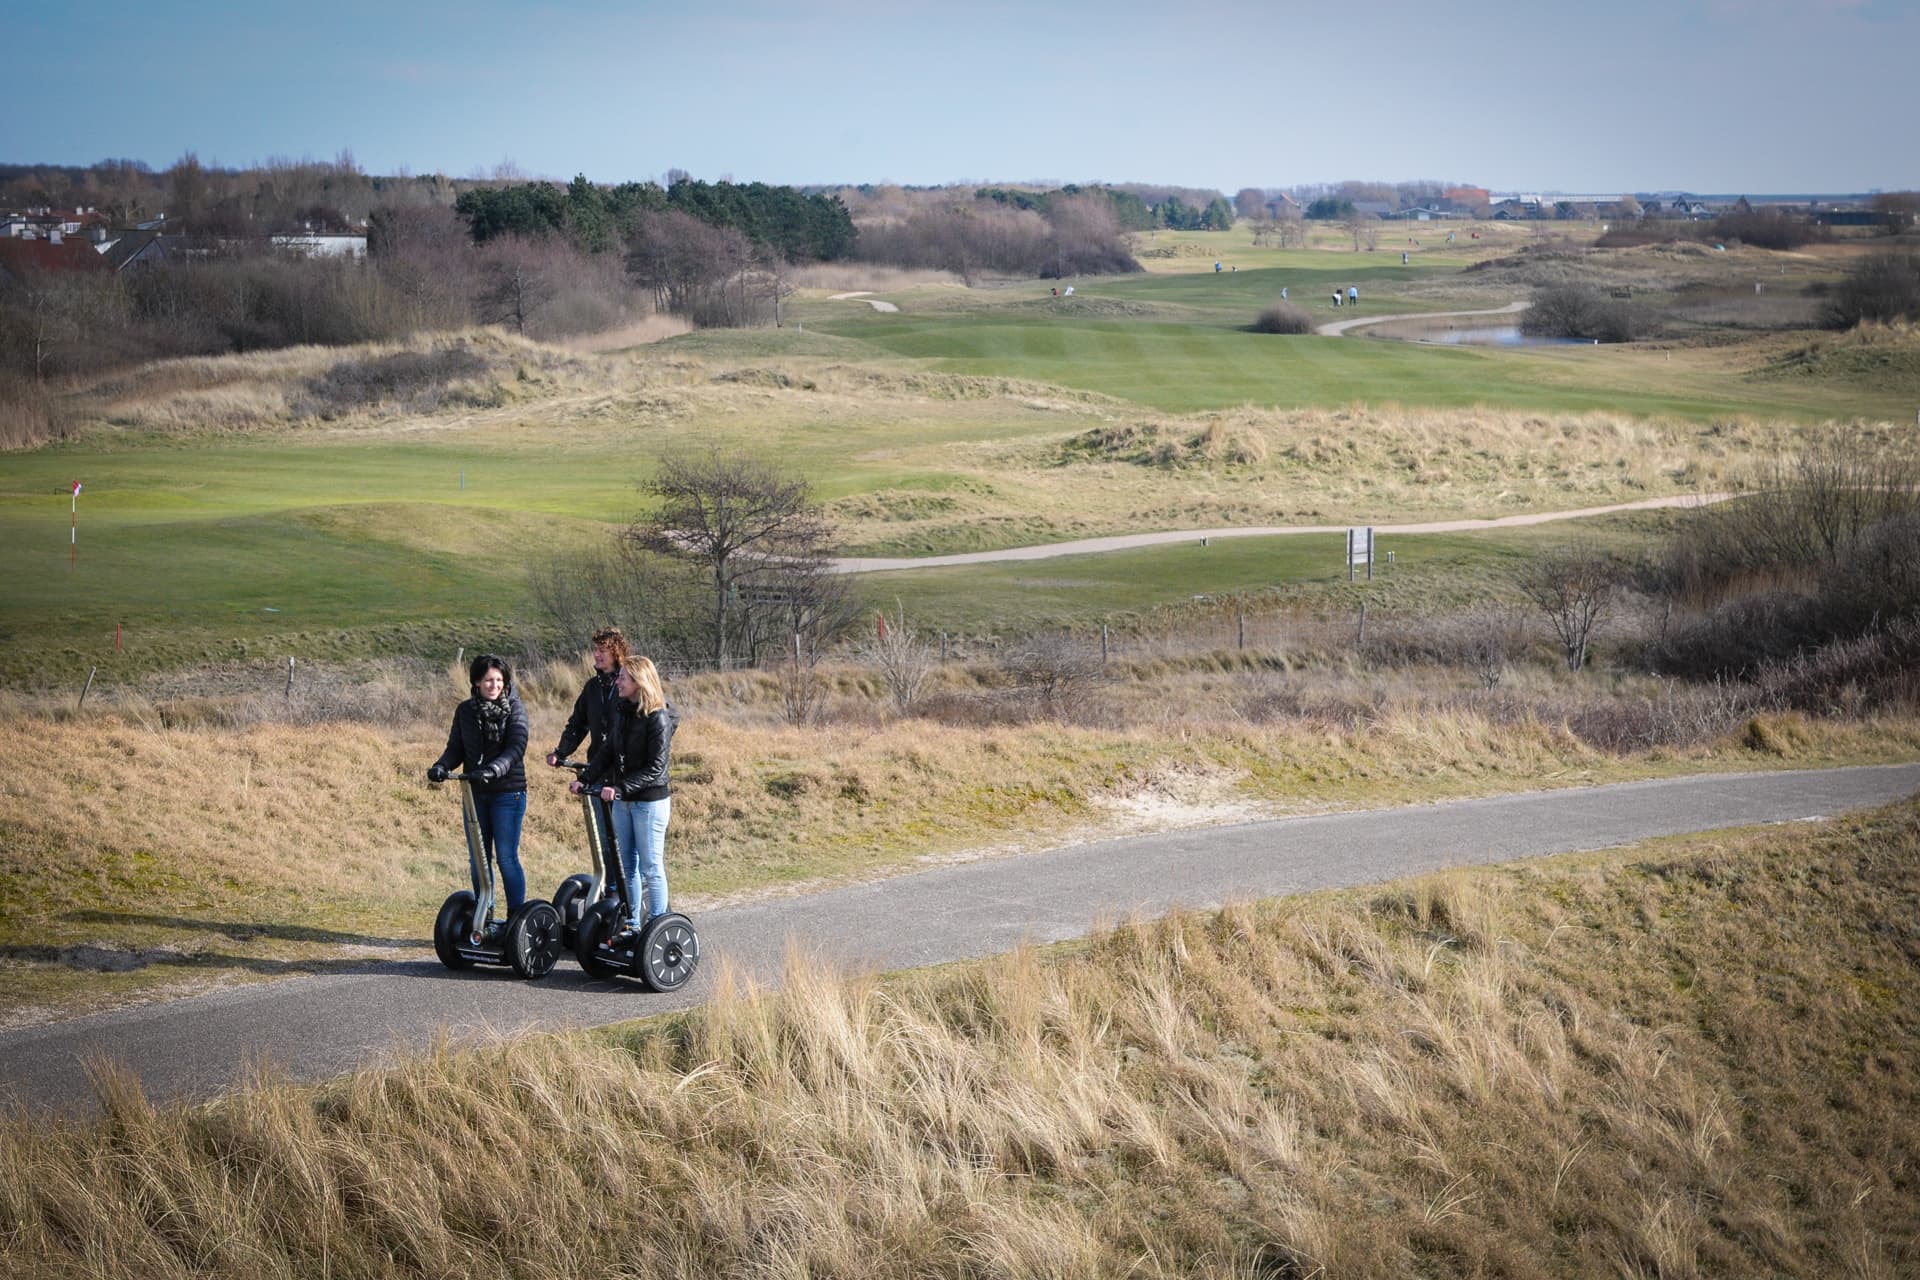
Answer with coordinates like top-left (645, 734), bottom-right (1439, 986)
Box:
top-left (853, 515), bottom-right (1668, 636)
top-left (5, 241), bottom-right (1913, 683)
top-left (793, 265), bottom-right (1914, 419)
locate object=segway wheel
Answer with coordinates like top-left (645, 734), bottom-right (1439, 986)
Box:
top-left (638, 913), bottom-right (700, 993)
top-left (551, 873), bottom-right (595, 945)
top-left (575, 901), bottom-right (623, 980)
top-left (507, 901), bottom-right (564, 980)
top-left (433, 890), bottom-right (477, 970)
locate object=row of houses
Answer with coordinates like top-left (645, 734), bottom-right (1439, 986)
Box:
top-left (0, 205), bottom-right (367, 284)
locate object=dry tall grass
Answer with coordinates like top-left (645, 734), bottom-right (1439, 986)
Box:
top-left (7, 642), bottom-right (1919, 1025)
top-left (4, 802), bottom-right (1915, 1277)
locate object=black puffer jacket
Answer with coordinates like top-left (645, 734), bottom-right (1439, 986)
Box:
top-left (582, 701), bottom-right (677, 802)
top-left (434, 693), bottom-right (530, 795)
top-left (550, 669), bottom-right (619, 763)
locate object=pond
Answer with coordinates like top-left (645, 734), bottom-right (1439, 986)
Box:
top-left (1363, 320), bottom-right (1594, 348)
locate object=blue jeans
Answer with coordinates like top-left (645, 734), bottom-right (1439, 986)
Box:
top-left (471, 789), bottom-right (528, 913)
top-left (610, 796), bottom-right (670, 928)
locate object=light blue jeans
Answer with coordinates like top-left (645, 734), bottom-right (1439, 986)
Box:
top-left (610, 796), bottom-right (670, 928)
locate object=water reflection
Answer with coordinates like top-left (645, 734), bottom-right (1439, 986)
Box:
top-left (1373, 322), bottom-right (1591, 347)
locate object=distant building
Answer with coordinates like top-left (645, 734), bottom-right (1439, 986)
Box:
top-left (268, 230), bottom-right (368, 259)
top-left (101, 228), bottom-right (185, 271)
top-left (0, 235), bottom-right (114, 284)
top-left (1266, 192), bottom-right (1302, 218)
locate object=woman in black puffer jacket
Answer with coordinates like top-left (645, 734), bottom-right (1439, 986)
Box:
top-left (429, 654), bottom-right (531, 912)
top-left (573, 654), bottom-right (677, 937)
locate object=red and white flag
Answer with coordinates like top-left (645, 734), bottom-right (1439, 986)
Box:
top-left (70, 480), bottom-right (82, 496)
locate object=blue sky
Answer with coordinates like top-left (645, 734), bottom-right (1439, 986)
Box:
top-left (6, 0), bottom-right (1915, 193)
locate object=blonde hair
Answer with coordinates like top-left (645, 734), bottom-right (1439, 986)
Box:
top-left (622, 655), bottom-right (666, 714)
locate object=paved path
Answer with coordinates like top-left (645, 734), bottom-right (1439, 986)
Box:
top-left (4, 764), bottom-right (1915, 1116)
top-left (1317, 299), bottom-right (1529, 338)
top-left (829, 494), bottom-right (1729, 573)
top-left (828, 290), bottom-right (899, 313)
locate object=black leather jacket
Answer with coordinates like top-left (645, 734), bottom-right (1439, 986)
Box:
top-left (551, 670), bottom-right (619, 762)
top-left (433, 694), bottom-right (530, 795)
top-left (583, 701), bottom-right (677, 802)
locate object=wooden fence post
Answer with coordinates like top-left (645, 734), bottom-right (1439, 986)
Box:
top-left (77, 666), bottom-right (96, 711)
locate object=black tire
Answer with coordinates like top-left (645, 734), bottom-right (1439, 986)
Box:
top-left (433, 891), bottom-right (477, 970)
top-left (508, 901), bottom-right (563, 980)
top-left (638, 913), bottom-right (700, 993)
top-left (575, 900), bottom-right (623, 980)
top-left (552, 874), bottom-right (594, 946)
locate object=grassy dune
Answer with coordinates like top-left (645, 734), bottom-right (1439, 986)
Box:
top-left (6, 241), bottom-right (1916, 683)
top-left (4, 800), bottom-right (1915, 1277)
top-left (8, 317), bottom-right (1910, 682)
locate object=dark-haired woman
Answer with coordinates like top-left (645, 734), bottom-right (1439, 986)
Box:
top-left (573, 655), bottom-right (676, 937)
top-left (429, 654), bottom-right (531, 914)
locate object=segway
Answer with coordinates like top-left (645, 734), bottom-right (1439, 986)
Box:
top-left (548, 758), bottom-right (616, 951)
top-left (430, 772), bottom-right (564, 979)
top-left (565, 780), bottom-right (700, 992)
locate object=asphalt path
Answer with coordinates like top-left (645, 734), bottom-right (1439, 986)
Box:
top-left (1316, 298), bottom-right (1530, 338)
top-left (4, 763), bottom-right (1915, 1116)
top-left (828, 495), bottom-right (1731, 573)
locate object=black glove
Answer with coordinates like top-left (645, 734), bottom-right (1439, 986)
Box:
top-left (474, 764), bottom-right (497, 784)
top-left (427, 764), bottom-right (448, 783)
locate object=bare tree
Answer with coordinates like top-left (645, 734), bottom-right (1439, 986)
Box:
top-left (627, 210), bottom-right (755, 319)
top-left (627, 450), bottom-right (832, 669)
top-left (857, 600), bottom-right (938, 713)
top-left (1517, 543), bottom-right (1618, 672)
top-left (1345, 209), bottom-right (1378, 252)
top-left (476, 235), bottom-right (553, 334)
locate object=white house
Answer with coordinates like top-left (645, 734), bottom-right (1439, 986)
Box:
top-left (269, 231), bottom-right (368, 259)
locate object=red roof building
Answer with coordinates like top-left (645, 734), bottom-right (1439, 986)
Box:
top-left (0, 236), bottom-right (112, 282)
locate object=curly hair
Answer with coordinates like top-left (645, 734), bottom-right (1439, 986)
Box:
top-left (590, 627), bottom-right (631, 667)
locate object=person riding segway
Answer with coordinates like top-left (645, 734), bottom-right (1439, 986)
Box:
top-left (548, 755), bottom-right (622, 952)
top-left (545, 627), bottom-right (629, 945)
top-left (570, 655), bottom-right (699, 992)
top-left (427, 655), bottom-right (563, 978)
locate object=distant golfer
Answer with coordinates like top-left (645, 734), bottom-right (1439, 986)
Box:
top-left (1348, 286), bottom-right (1359, 306)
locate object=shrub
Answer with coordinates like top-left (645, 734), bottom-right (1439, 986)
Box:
top-left (1521, 284), bottom-right (1638, 343)
top-left (1252, 301), bottom-right (1313, 334)
top-left (1709, 208), bottom-right (1827, 251)
top-left (295, 345), bottom-right (491, 419)
top-left (998, 633), bottom-right (1107, 720)
top-left (1820, 253), bottom-right (1920, 329)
